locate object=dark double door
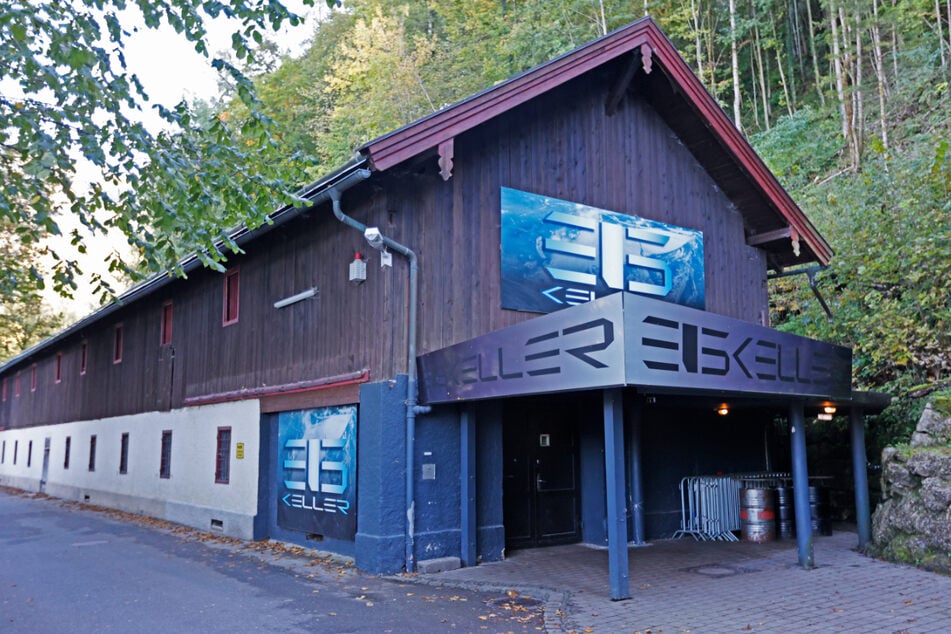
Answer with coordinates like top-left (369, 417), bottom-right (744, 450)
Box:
top-left (503, 397), bottom-right (581, 549)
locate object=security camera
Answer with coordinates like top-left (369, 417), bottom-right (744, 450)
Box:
top-left (364, 227), bottom-right (385, 250)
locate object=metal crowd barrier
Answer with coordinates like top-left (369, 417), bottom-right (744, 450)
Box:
top-left (672, 472), bottom-right (791, 541)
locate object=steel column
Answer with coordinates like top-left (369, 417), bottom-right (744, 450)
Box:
top-left (603, 389), bottom-right (631, 600)
top-left (789, 403), bottom-right (814, 568)
top-left (850, 407), bottom-right (872, 549)
top-left (629, 401), bottom-right (646, 545)
top-left (460, 406), bottom-right (477, 566)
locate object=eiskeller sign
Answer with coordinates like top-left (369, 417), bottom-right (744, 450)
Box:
top-left (500, 188), bottom-right (705, 313)
top-left (417, 293), bottom-right (852, 404)
top-left (277, 406), bottom-right (357, 540)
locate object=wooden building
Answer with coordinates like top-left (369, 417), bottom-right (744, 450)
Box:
top-left (0, 18), bottom-right (885, 598)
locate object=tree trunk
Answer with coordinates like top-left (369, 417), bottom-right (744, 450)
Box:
top-left (806, 0), bottom-right (827, 106)
top-left (853, 10), bottom-right (864, 168)
top-left (770, 8), bottom-right (795, 116)
top-left (937, 0), bottom-right (948, 70)
top-left (754, 16), bottom-right (771, 130)
top-left (691, 0), bottom-right (705, 83)
top-left (871, 0), bottom-right (890, 162)
top-left (730, 0), bottom-right (743, 130)
top-left (829, 1), bottom-right (851, 145)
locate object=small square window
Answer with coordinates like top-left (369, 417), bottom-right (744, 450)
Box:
top-left (113, 324), bottom-right (123, 364)
top-left (222, 269), bottom-right (240, 326)
top-left (161, 301), bottom-right (173, 345)
top-left (160, 430), bottom-right (172, 479)
top-left (55, 353), bottom-right (63, 384)
top-left (215, 427), bottom-right (232, 484)
top-left (119, 432), bottom-right (130, 475)
top-left (88, 434), bottom-right (97, 472)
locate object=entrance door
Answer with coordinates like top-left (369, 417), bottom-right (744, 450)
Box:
top-left (40, 437), bottom-right (50, 492)
top-left (503, 397), bottom-right (581, 549)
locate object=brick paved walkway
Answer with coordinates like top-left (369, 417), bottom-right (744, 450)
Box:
top-left (425, 529), bottom-right (951, 633)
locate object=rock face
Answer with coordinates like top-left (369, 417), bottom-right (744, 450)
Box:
top-left (871, 403), bottom-right (951, 575)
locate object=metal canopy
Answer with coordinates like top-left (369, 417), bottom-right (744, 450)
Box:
top-left (417, 292), bottom-right (853, 405)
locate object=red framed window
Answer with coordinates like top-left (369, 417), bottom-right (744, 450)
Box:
top-left (55, 353), bottom-right (63, 383)
top-left (15, 372), bottom-right (20, 397)
top-left (80, 341), bottom-right (88, 375)
top-left (113, 324), bottom-right (123, 364)
top-left (64, 436), bottom-right (71, 470)
top-left (160, 301), bottom-right (173, 345)
top-left (30, 364), bottom-right (37, 392)
top-left (119, 432), bottom-right (130, 474)
top-left (160, 430), bottom-right (172, 479)
top-left (222, 269), bottom-right (240, 326)
top-left (215, 427), bottom-right (232, 484)
top-left (88, 434), bottom-right (97, 472)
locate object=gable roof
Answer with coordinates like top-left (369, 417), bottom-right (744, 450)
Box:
top-left (360, 16), bottom-right (831, 269)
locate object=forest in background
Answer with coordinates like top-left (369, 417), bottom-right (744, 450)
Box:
top-left (229, 0), bottom-right (948, 453)
top-left (5, 0), bottom-right (948, 455)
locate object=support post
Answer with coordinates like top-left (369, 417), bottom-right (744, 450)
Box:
top-left (850, 407), bottom-right (872, 549)
top-left (629, 400), bottom-right (646, 545)
top-left (789, 402), bottom-right (814, 569)
top-left (603, 389), bottom-right (631, 600)
top-left (460, 406), bottom-right (477, 566)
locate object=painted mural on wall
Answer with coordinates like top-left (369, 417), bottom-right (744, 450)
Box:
top-left (500, 187), bottom-right (705, 313)
top-left (277, 406), bottom-right (357, 540)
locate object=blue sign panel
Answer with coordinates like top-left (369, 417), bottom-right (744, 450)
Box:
top-left (500, 187), bottom-right (705, 313)
top-left (277, 406), bottom-right (357, 540)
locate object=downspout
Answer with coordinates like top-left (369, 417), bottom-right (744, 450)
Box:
top-left (324, 182), bottom-right (430, 574)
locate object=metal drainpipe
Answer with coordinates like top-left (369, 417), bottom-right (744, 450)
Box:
top-left (325, 185), bottom-right (431, 574)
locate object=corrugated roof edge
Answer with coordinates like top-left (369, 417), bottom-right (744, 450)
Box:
top-left (0, 156), bottom-right (370, 373)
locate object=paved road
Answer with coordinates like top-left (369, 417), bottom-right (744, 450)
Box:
top-left (0, 488), bottom-right (543, 633)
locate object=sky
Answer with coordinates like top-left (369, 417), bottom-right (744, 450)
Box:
top-left (46, 1), bottom-right (328, 318)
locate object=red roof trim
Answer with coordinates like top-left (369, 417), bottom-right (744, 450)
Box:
top-left (361, 17), bottom-right (831, 265)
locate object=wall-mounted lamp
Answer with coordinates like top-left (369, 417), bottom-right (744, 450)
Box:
top-left (823, 405), bottom-right (837, 415)
top-left (364, 227), bottom-right (384, 250)
top-left (716, 404), bottom-right (730, 416)
top-left (273, 287), bottom-right (318, 309)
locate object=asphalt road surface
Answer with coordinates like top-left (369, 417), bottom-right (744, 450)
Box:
top-left (0, 488), bottom-right (545, 633)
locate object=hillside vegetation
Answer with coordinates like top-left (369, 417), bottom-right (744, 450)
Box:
top-left (223, 0), bottom-right (950, 452)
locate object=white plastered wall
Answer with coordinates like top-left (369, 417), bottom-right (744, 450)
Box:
top-left (0, 399), bottom-right (261, 539)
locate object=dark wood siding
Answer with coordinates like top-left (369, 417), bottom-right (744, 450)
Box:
top-left (0, 64), bottom-right (769, 428)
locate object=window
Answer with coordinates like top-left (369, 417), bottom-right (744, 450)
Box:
top-left (160, 430), bottom-right (172, 479)
top-left (222, 269), bottom-right (240, 326)
top-left (31, 364), bottom-right (37, 392)
top-left (80, 341), bottom-right (88, 375)
top-left (64, 436), bottom-right (71, 469)
top-left (55, 353), bottom-right (63, 383)
top-left (161, 301), bottom-right (173, 345)
top-left (119, 433), bottom-right (130, 474)
top-left (27, 440), bottom-right (32, 467)
top-left (215, 427), bottom-right (232, 484)
top-left (88, 435), bottom-right (97, 472)
top-left (113, 324), bottom-right (123, 364)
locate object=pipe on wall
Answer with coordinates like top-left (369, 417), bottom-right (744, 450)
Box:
top-left (321, 181), bottom-right (430, 574)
